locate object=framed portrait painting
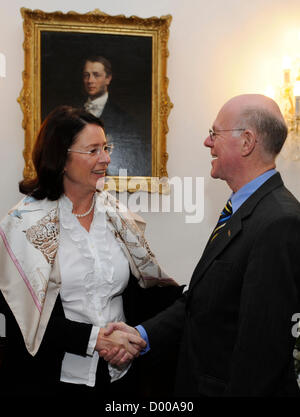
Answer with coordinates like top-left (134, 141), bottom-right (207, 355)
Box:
top-left (18, 8), bottom-right (173, 192)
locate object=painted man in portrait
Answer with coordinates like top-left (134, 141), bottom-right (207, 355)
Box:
top-left (81, 55), bottom-right (148, 176)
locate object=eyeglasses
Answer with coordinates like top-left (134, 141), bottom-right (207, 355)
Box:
top-left (209, 128), bottom-right (246, 141)
top-left (67, 143), bottom-right (114, 157)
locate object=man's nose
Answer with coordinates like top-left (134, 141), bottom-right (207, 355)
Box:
top-left (204, 134), bottom-right (213, 148)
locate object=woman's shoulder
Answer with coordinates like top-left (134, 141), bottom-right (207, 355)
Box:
top-left (2, 196), bottom-right (57, 225)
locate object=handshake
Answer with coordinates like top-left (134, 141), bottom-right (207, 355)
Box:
top-left (95, 322), bottom-right (146, 367)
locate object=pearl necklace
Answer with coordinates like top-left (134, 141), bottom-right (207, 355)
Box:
top-left (73, 194), bottom-right (96, 218)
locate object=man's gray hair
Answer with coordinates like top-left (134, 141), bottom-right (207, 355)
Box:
top-left (237, 107), bottom-right (288, 156)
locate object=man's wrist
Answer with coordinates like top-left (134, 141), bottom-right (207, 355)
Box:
top-left (135, 325), bottom-right (150, 355)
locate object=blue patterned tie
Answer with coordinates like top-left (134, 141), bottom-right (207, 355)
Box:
top-left (210, 199), bottom-right (232, 243)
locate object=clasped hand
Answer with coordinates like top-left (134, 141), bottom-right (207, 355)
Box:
top-left (95, 323), bottom-right (145, 367)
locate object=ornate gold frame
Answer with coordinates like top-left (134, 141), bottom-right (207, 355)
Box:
top-left (18, 8), bottom-right (173, 193)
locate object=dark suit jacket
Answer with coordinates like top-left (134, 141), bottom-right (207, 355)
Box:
top-left (142, 173), bottom-right (300, 397)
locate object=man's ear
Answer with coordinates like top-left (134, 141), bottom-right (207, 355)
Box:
top-left (106, 75), bottom-right (112, 86)
top-left (240, 129), bottom-right (257, 156)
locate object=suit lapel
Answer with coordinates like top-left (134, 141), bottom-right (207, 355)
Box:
top-left (188, 213), bottom-right (242, 291)
top-left (188, 172), bottom-right (284, 292)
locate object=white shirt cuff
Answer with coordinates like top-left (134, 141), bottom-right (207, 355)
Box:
top-left (109, 361), bottom-right (132, 382)
top-left (86, 325), bottom-right (100, 356)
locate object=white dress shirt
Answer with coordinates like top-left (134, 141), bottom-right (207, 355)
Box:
top-left (58, 194), bottom-right (130, 386)
top-left (84, 92), bottom-right (109, 118)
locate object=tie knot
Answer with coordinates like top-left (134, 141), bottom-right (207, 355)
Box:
top-left (84, 102), bottom-right (100, 112)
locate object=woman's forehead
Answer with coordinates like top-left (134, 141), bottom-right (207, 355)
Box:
top-left (75, 123), bottom-right (106, 145)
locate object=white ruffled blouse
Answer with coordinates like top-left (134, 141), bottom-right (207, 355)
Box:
top-left (58, 194), bottom-right (130, 386)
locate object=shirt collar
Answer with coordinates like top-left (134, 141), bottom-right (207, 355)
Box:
top-left (86, 92), bottom-right (108, 108)
top-left (230, 169), bottom-right (277, 214)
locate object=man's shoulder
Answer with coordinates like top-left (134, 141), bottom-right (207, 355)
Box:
top-left (249, 172), bottom-right (300, 212)
top-left (238, 174), bottom-right (300, 232)
top-left (271, 183), bottom-right (300, 215)
top-left (103, 98), bottom-right (128, 117)
top-left (253, 181), bottom-right (300, 226)
top-left (101, 98), bottom-right (138, 135)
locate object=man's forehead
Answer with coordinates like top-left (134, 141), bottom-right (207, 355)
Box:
top-left (83, 61), bottom-right (105, 71)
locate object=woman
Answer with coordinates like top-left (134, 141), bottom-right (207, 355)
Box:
top-left (0, 106), bottom-right (182, 398)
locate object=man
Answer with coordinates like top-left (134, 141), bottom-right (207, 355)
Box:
top-left (82, 56), bottom-right (113, 119)
top-left (103, 94), bottom-right (300, 396)
top-left (82, 56), bottom-right (148, 176)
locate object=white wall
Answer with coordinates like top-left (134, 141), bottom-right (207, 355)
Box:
top-left (1, 0), bottom-right (300, 285)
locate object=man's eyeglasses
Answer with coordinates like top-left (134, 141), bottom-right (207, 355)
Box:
top-left (209, 128), bottom-right (246, 141)
top-left (68, 144), bottom-right (114, 157)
